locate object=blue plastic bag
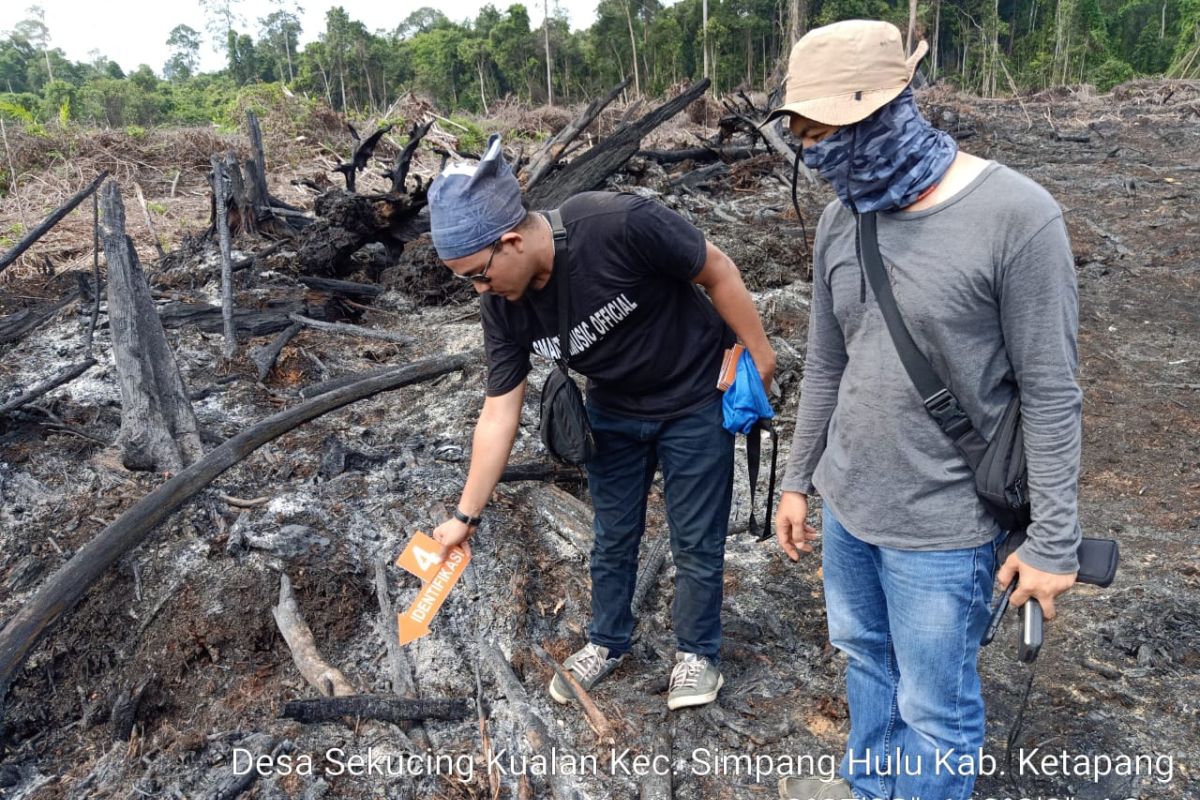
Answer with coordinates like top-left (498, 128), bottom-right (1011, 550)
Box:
top-left (722, 349), bottom-right (774, 434)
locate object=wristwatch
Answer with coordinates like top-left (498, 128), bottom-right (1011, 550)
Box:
top-left (453, 508), bottom-right (483, 527)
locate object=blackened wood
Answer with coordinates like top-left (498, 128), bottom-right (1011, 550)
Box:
top-left (246, 111), bottom-right (272, 211)
top-left (0, 359), bottom-right (96, 416)
top-left (0, 170), bottom-right (108, 275)
top-left (210, 156), bottom-right (237, 358)
top-left (288, 313), bottom-right (414, 345)
top-left (526, 79), bottom-right (711, 209)
top-left (0, 289), bottom-right (80, 346)
top-left (478, 639), bottom-right (586, 800)
top-left (639, 726), bottom-right (674, 800)
top-left (158, 301), bottom-right (301, 336)
top-left (101, 181), bottom-right (204, 473)
top-left (0, 352), bottom-right (474, 707)
top-left (523, 78), bottom-right (630, 190)
top-left (204, 735), bottom-right (289, 800)
top-left (298, 276), bottom-right (383, 298)
top-left (636, 146), bottom-right (756, 164)
top-left (299, 365), bottom-right (401, 399)
top-left (498, 461), bottom-right (585, 484)
top-left (386, 120), bottom-right (434, 195)
top-left (85, 191), bottom-right (101, 355)
top-left (632, 535), bottom-right (670, 615)
top-left (251, 322), bottom-right (301, 381)
top-left (280, 695), bottom-right (471, 724)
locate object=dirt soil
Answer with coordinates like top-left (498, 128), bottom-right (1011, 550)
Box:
top-left (1, 81), bottom-right (1199, 800)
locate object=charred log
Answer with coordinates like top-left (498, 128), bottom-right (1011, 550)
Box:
top-left (101, 181), bottom-right (204, 473)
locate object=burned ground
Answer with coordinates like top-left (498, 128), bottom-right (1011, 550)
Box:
top-left (1, 81), bottom-right (1198, 799)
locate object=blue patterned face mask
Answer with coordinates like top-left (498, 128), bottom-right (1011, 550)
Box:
top-left (801, 87), bottom-right (958, 213)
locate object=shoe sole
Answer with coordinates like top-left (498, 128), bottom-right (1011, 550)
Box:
top-left (548, 676), bottom-right (572, 704)
top-left (667, 674), bottom-right (724, 710)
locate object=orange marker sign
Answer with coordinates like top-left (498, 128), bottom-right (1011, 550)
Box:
top-left (395, 531), bottom-right (470, 645)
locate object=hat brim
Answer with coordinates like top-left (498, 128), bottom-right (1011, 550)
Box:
top-left (762, 39), bottom-right (929, 128)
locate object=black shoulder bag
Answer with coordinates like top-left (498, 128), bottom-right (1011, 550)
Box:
top-left (856, 211), bottom-right (1117, 587)
top-left (538, 209), bottom-right (596, 466)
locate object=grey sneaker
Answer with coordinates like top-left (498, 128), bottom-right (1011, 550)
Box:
top-left (548, 643), bottom-right (623, 704)
top-left (778, 776), bottom-right (854, 800)
top-left (666, 652), bottom-right (724, 710)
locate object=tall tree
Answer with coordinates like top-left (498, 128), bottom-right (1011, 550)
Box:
top-left (260, 1), bottom-right (303, 82)
top-left (164, 24), bottom-right (201, 81)
top-left (14, 6), bottom-right (53, 84)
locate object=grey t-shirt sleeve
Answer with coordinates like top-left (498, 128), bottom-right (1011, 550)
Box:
top-left (999, 215), bottom-right (1084, 573)
top-left (782, 208), bottom-right (848, 494)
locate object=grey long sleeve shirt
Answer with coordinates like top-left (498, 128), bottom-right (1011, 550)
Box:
top-left (782, 162), bottom-right (1083, 573)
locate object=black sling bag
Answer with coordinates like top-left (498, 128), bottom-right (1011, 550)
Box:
top-left (857, 210), bottom-right (1030, 532)
top-left (538, 209), bottom-right (596, 466)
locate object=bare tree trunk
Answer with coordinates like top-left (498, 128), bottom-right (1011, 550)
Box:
top-left (210, 156), bottom-right (237, 359)
top-left (100, 181), bottom-right (203, 472)
top-left (703, 0), bottom-right (710, 79)
top-left (624, 0), bottom-right (641, 96)
top-left (933, 0), bottom-right (941, 80)
top-left (544, 0), bottom-right (554, 105)
top-left (907, 0), bottom-right (918, 55)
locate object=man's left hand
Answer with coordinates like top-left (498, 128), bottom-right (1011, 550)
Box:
top-left (997, 552), bottom-right (1076, 620)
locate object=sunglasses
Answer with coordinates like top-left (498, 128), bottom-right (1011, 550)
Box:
top-left (453, 239), bottom-right (501, 284)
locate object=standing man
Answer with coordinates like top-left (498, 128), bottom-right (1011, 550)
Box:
top-left (426, 135), bottom-right (776, 710)
top-left (768, 21), bottom-right (1082, 800)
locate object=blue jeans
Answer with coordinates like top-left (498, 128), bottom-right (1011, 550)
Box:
top-left (585, 398), bottom-right (734, 660)
top-left (822, 505), bottom-right (1000, 800)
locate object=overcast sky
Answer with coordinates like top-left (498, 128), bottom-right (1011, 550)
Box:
top-left (1, 0), bottom-right (599, 77)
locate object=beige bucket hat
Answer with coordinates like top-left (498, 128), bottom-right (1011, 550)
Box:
top-left (765, 19), bottom-right (929, 127)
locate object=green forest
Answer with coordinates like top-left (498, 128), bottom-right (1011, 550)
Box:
top-left (2, 0), bottom-right (1199, 130)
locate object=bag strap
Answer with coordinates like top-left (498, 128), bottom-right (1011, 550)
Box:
top-left (546, 208), bottom-right (572, 371)
top-left (856, 211), bottom-right (990, 470)
top-left (747, 420), bottom-right (779, 541)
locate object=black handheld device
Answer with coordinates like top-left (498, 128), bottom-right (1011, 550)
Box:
top-left (981, 579), bottom-right (1016, 646)
top-left (1019, 599), bottom-right (1044, 663)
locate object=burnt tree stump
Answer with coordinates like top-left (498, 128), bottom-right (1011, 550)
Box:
top-left (100, 181), bottom-right (204, 472)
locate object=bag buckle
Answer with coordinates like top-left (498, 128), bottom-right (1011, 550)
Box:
top-left (923, 389), bottom-right (972, 439)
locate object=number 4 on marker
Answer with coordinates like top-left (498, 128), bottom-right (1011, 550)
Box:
top-left (395, 532), bottom-right (448, 583)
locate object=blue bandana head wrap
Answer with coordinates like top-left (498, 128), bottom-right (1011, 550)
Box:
top-left (801, 87), bottom-right (957, 213)
top-left (429, 133), bottom-right (526, 261)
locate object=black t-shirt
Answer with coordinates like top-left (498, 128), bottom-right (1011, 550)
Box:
top-left (480, 192), bottom-right (734, 420)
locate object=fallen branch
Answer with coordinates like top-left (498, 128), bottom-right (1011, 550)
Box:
top-left (250, 322), bottom-right (301, 381)
top-left (298, 276), bottom-right (384, 299)
top-left (272, 573), bottom-right (355, 697)
top-left (499, 461), bottom-right (586, 484)
top-left (218, 493), bottom-right (270, 508)
top-left (280, 695), bottom-right (471, 725)
top-left (478, 639), bottom-right (586, 800)
top-left (523, 77), bottom-right (631, 190)
top-left (0, 170), bottom-right (109, 276)
top-left (0, 360), bottom-right (96, 417)
top-left (527, 80), bottom-right (712, 209)
top-left (0, 352), bottom-right (474, 707)
top-left (640, 725), bottom-right (674, 800)
top-left (204, 734), bottom-right (289, 800)
top-left (289, 313), bottom-right (415, 345)
top-left (532, 643), bottom-right (613, 741)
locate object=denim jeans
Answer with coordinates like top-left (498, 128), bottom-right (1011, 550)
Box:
top-left (585, 398), bottom-right (734, 660)
top-left (822, 505), bottom-right (1001, 800)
